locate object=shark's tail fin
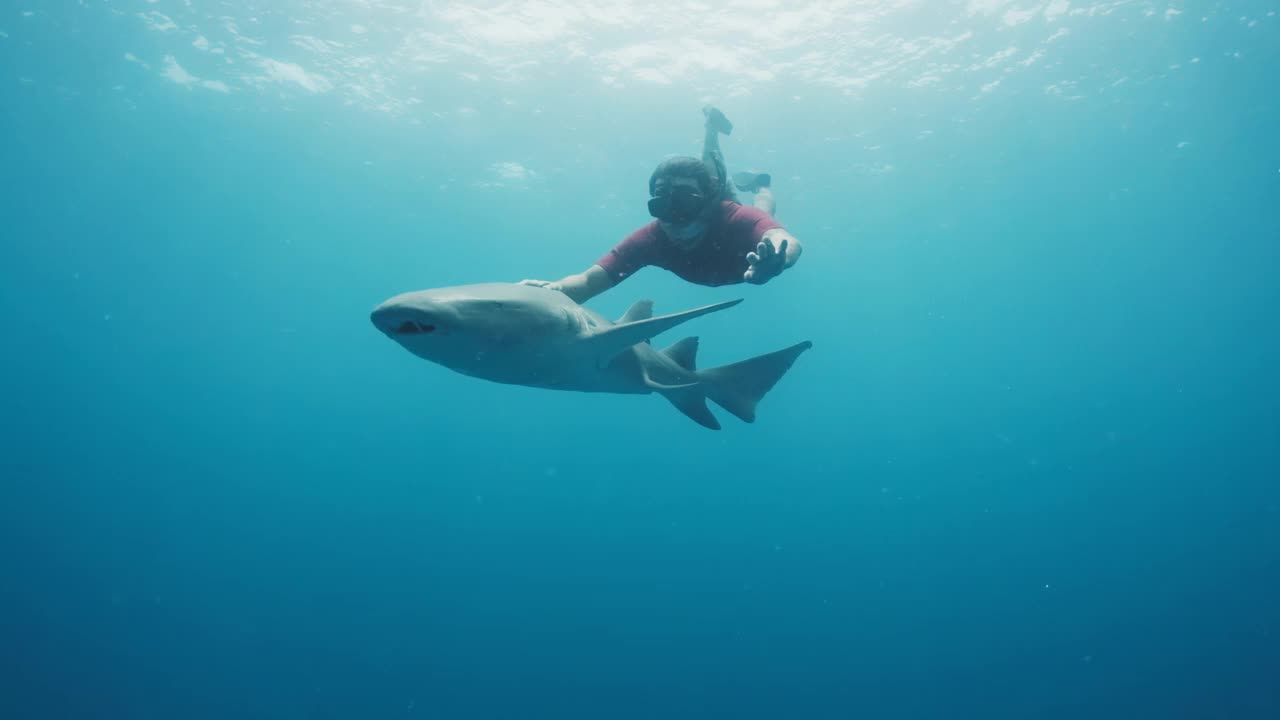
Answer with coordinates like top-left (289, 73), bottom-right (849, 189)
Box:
top-left (699, 341), bottom-right (813, 423)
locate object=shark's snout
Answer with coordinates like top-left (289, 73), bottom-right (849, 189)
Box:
top-left (371, 304), bottom-right (437, 337)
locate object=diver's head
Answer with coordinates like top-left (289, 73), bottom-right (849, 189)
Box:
top-left (648, 156), bottom-right (715, 249)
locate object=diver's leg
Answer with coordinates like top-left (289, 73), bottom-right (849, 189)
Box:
top-left (704, 105), bottom-right (776, 214)
top-left (701, 106), bottom-right (737, 203)
top-left (753, 185), bottom-right (776, 216)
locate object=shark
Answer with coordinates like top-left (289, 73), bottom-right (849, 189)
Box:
top-left (369, 283), bottom-right (812, 430)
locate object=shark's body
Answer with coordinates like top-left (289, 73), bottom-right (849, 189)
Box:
top-left (370, 283), bottom-right (811, 429)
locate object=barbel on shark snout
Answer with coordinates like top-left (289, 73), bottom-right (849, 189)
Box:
top-left (369, 282), bottom-right (811, 430)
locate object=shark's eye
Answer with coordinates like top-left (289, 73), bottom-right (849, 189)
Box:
top-left (395, 321), bottom-right (436, 335)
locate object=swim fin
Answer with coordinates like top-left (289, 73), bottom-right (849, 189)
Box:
top-left (703, 105), bottom-right (733, 135)
top-left (732, 171), bottom-right (771, 192)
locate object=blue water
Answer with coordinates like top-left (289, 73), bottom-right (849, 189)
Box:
top-left (3, 2), bottom-right (1278, 718)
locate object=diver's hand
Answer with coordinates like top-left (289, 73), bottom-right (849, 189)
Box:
top-left (744, 237), bottom-right (788, 284)
top-left (519, 278), bottom-right (563, 292)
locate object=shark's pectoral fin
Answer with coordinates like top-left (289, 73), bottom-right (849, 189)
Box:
top-left (586, 299), bottom-right (742, 362)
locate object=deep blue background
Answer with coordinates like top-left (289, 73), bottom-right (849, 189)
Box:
top-left (2, 3), bottom-right (1278, 718)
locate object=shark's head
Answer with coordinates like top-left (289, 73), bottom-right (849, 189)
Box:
top-left (370, 284), bottom-right (577, 379)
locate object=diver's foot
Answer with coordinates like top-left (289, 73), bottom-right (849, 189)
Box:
top-left (703, 105), bottom-right (733, 135)
top-left (732, 171), bottom-right (772, 193)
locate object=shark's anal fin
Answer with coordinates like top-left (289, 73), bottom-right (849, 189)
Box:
top-left (661, 337), bottom-right (699, 371)
top-left (665, 389), bottom-right (721, 430)
top-left (586, 299), bottom-right (742, 362)
top-left (617, 300), bottom-right (654, 324)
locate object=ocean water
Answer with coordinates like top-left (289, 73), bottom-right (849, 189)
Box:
top-left (2, 2), bottom-right (1278, 718)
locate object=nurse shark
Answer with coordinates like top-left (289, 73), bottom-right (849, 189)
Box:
top-left (370, 282), bottom-right (811, 430)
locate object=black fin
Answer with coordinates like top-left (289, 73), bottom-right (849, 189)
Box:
top-left (703, 105), bottom-right (733, 135)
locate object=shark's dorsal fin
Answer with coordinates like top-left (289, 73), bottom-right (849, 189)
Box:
top-left (661, 337), bottom-right (699, 372)
top-left (586, 299), bottom-right (742, 362)
top-left (617, 300), bottom-right (654, 324)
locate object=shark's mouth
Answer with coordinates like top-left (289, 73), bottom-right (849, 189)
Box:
top-left (394, 321), bottom-right (436, 335)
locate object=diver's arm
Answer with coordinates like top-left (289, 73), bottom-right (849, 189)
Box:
top-left (553, 264), bottom-right (614, 304)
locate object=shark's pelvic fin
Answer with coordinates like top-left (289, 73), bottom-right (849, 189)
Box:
top-left (586, 299), bottom-right (742, 363)
top-left (642, 377), bottom-right (699, 392)
top-left (640, 364), bottom-right (699, 392)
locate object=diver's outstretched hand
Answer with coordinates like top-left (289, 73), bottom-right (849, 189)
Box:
top-left (744, 237), bottom-right (788, 284)
top-left (519, 278), bottom-right (563, 292)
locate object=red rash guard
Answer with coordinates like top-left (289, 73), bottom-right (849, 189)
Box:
top-left (596, 201), bottom-right (784, 287)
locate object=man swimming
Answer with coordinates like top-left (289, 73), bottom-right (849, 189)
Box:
top-left (521, 106), bottom-right (803, 304)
